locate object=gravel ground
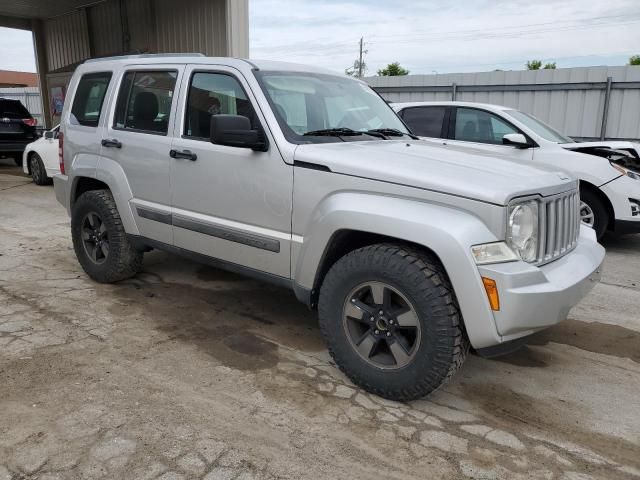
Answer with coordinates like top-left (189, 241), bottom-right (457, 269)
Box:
top-left (1, 158), bottom-right (639, 480)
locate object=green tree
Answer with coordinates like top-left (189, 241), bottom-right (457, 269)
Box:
top-left (526, 60), bottom-right (543, 70)
top-left (377, 62), bottom-right (410, 76)
top-left (630, 55), bottom-right (640, 66)
top-left (543, 62), bottom-right (557, 69)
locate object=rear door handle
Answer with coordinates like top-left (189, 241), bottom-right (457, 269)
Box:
top-left (101, 138), bottom-right (122, 148)
top-left (170, 149), bottom-right (197, 161)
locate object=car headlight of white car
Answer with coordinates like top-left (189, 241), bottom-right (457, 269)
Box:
top-left (610, 161), bottom-right (640, 181)
top-left (506, 200), bottom-right (539, 262)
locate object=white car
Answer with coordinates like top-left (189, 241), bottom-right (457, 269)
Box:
top-left (22, 125), bottom-right (60, 185)
top-left (393, 101), bottom-right (640, 240)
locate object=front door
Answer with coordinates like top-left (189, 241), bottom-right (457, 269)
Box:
top-left (99, 65), bottom-right (185, 244)
top-left (444, 106), bottom-right (534, 161)
top-left (170, 65), bottom-right (293, 279)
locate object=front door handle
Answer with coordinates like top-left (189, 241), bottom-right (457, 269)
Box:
top-left (170, 149), bottom-right (197, 161)
top-left (101, 138), bottom-right (122, 148)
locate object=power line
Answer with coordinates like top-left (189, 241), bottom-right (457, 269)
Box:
top-left (368, 13), bottom-right (640, 41)
top-left (368, 19), bottom-right (640, 44)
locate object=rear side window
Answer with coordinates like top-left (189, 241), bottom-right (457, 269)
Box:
top-left (401, 106), bottom-right (446, 138)
top-left (184, 72), bottom-right (258, 139)
top-left (114, 70), bottom-right (177, 135)
top-left (71, 72), bottom-right (112, 127)
top-left (0, 99), bottom-right (31, 118)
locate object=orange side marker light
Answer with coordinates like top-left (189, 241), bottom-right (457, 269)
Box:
top-left (482, 277), bottom-right (500, 311)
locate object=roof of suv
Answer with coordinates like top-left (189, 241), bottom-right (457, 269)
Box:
top-left (392, 101), bottom-right (513, 112)
top-left (81, 54), bottom-right (336, 76)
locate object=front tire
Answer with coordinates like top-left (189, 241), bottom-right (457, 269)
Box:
top-left (29, 153), bottom-right (52, 185)
top-left (71, 189), bottom-right (143, 283)
top-left (580, 188), bottom-right (608, 241)
top-left (318, 244), bottom-right (469, 401)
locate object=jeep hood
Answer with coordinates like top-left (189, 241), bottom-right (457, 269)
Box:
top-left (294, 140), bottom-right (576, 205)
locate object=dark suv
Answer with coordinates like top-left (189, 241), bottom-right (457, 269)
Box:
top-left (0, 98), bottom-right (38, 165)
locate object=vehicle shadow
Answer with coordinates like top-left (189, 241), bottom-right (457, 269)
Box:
top-left (0, 156), bottom-right (28, 177)
top-left (600, 230), bottom-right (640, 252)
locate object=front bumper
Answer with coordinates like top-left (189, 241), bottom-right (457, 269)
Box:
top-left (477, 225), bottom-right (605, 341)
top-left (53, 174), bottom-right (71, 214)
top-left (600, 174), bottom-right (640, 231)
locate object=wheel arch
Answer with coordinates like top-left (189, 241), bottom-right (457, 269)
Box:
top-left (25, 150), bottom-right (36, 174)
top-left (292, 192), bottom-right (504, 349)
top-left (579, 180), bottom-right (615, 231)
top-left (308, 229), bottom-right (446, 308)
top-left (70, 157), bottom-right (139, 235)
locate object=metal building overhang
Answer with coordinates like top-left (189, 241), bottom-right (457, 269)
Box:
top-left (0, 0), bottom-right (104, 22)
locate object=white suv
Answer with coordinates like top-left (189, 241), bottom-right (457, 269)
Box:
top-left (393, 101), bottom-right (640, 240)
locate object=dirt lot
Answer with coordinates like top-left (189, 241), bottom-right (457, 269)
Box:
top-left (1, 157), bottom-right (639, 480)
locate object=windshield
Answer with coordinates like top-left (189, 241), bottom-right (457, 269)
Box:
top-left (505, 109), bottom-right (574, 144)
top-left (254, 71), bottom-right (409, 143)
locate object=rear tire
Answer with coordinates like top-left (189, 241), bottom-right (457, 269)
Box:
top-left (318, 243), bottom-right (469, 401)
top-left (71, 189), bottom-right (143, 283)
top-left (580, 188), bottom-right (608, 241)
top-left (29, 153), bottom-right (52, 185)
top-left (13, 155), bottom-right (22, 166)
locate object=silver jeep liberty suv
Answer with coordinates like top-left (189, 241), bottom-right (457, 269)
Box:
top-left (54, 54), bottom-right (605, 400)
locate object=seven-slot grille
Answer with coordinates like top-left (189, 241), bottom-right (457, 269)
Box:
top-left (537, 190), bottom-right (581, 264)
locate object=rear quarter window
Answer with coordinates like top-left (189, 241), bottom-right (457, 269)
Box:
top-left (70, 72), bottom-right (112, 127)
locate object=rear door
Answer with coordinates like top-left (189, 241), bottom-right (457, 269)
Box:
top-left (444, 106), bottom-right (534, 161)
top-left (99, 65), bottom-right (185, 244)
top-left (65, 70), bottom-right (115, 180)
top-left (398, 105), bottom-right (448, 142)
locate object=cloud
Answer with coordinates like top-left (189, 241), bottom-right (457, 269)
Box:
top-left (0, 28), bottom-right (36, 72)
top-left (250, 0), bottom-right (640, 74)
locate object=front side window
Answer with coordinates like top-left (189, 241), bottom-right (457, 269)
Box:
top-left (255, 71), bottom-right (409, 143)
top-left (454, 107), bottom-right (518, 145)
top-left (71, 72), bottom-right (112, 127)
top-left (401, 106), bottom-right (446, 138)
top-left (114, 70), bottom-right (177, 135)
top-left (184, 72), bottom-right (258, 139)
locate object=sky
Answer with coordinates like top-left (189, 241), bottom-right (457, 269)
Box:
top-left (0, 0), bottom-right (639, 75)
top-left (250, 0), bottom-right (640, 75)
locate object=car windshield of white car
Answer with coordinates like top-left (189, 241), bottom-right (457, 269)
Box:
top-left (505, 109), bottom-right (574, 144)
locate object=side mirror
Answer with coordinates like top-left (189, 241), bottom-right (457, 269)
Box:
top-left (210, 115), bottom-right (267, 152)
top-left (44, 130), bottom-right (58, 140)
top-left (503, 133), bottom-right (531, 149)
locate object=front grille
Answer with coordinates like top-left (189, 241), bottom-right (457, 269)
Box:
top-left (537, 190), bottom-right (581, 264)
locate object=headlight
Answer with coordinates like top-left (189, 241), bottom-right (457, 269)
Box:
top-left (471, 242), bottom-right (519, 265)
top-left (610, 162), bottom-right (640, 181)
top-left (507, 200), bottom-right (539, 262)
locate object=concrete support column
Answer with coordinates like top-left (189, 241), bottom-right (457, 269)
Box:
top-left (31, 19), bottom-right (51, 129)
top-left (225, 0), bottom-right (249, 58)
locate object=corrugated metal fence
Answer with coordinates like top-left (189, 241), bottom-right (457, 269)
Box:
top-left (0, 87), bottom-right (44, 127)
top-left (367, 66), bottom-right (640, 142)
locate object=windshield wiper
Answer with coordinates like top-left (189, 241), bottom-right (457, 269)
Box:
top-left (367, 128), bottom-right (419, 140)
top-left (303, 128), bottom-right (364, 137)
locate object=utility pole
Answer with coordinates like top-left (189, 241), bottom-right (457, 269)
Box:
top-left (345, 37), bottom-right (367, 78)
top-left (358, 37), bottom-right (364, 78)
